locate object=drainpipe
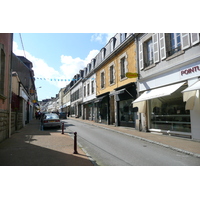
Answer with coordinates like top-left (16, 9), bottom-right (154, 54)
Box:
top-left (134, 34), bottom-right (142, 131)
top-left (8, 34), bottom-right (13, 138)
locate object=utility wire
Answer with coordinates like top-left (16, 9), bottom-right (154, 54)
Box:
top-left (19, 33), bottom-right (26, 58)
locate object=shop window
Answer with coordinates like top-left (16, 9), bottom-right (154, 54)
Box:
top-left (149, 85), bottom-right (191, 133)
top-left (119, 99), bottom-right (135, 127)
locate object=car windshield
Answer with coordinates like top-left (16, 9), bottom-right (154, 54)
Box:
top-left (45, 114), bottom-right (59, 120)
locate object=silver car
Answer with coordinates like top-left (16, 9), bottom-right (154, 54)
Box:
top-left (41, 113), bottom-right (61, 129)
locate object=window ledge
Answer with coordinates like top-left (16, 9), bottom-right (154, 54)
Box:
top-left (166, 50), bottom-right (185, 61)
top-left (109, 81), bottom-right (115, 86)
top-left (144, 63), bottom-right (156, 71)
top-left (120, 76), bottom-right (127, 81)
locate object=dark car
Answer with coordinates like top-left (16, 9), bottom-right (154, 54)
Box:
top-left (59, 112), bottom-right (67, 119)
top-left (41, 113), bottom-right (61, 129)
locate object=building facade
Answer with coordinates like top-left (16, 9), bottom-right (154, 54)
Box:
top-left (0, 33), bottom-right (13, 142)
top-left (94, 33), bottom-right (138, 126)
top-left (133, 33), bottom-right (200, 140)
top-left (70, 71), bottom-right (84, 117)
top-left (82, 62), bottom-right (96, 121)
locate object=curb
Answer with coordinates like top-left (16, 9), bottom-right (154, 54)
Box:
top-left (65, 125), bottom-right (98, 166)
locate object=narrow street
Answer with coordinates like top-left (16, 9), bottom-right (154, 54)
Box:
top-left (64, 119), bottom-right (200, 166)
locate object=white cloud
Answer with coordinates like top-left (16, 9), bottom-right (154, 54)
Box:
top-left (91, 33), bottom-right (116, 44)
top-left (13, 41), bottom-right (59, 79)
top-left (13, 41), bottom-right (99, 89)
top-left (60, 49), bottom-right (99, 81)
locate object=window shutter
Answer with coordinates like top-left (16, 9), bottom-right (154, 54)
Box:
top-left (159, 33), bottom-right (166, 60)
top-left (181, 33), bottom-right (190, 50)
top-left (190, 33), bottom-right (200, 46)
top-left (139, 42), bottom-right (144, 70)
top-left (152, 33), bottom-right (159, 63)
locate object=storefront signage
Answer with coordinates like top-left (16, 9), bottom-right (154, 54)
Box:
top-left (181, 65), bottom-right (200, 76)
top-left (126, 72), bottom-right (138, 78)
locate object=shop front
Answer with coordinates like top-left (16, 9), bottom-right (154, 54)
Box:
top-left (95, 93), bottom-right (110, 124)
top-left (83, 100), bottom-right (94, 121)
top-left (133, 63), bottom-right (200, 139)
top-left (111, 83), bottom-right (137, 128)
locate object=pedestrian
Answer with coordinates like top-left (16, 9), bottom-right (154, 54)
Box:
top-left (38, 111), bottom-right (41, 120)
top-left (35, 111), bottom-right (38, 119)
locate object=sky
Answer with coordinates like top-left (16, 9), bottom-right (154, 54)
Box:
top-left (13, 33), bottom-right (115, 101)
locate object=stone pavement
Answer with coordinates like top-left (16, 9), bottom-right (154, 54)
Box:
top-left (69, 117), bottom-right (200, 158)
top-left (0, 119), bottom-right (94, 166)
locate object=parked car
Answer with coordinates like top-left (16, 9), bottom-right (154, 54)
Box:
top-left (59, 112), bottom-right (67, 119)
top-left (41, 113), bottom-right (61, 129)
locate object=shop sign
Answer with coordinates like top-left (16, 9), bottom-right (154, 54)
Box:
top-left (126, 72), bottom-right (138, 78)
top-left (181, 65), bottom-right (200, 76)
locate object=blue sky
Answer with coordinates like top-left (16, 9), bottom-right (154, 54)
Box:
top-left (13, 33), bottom-right (115, 101)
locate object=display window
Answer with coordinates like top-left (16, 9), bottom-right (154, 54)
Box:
top-left (149, 85), bottom-right (191, 132)
top-left (119, 99), bottom-right (136, 127)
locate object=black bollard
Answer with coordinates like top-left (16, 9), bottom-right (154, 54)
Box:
top-left (73, 132), bottom-right (78, 154)
top-left (61, 122), bottom-right (64, 134)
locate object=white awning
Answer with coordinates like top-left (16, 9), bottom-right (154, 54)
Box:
top-left (181, 80), bottom-right (200, 93)
top-left (133, 82), bottom-right (185, 103)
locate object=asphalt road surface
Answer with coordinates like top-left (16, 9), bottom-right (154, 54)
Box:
top-left (63, 119), bottom-right (200, 166)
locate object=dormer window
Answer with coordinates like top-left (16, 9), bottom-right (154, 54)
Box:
top-left (91, 58), bottom-right (96, 69)
top-left (87, 63), bottom-right (91, 73)
top-left (101, 48), bottom-right (106, 61)
top-left (84, 67), bottom-right (87, 76)
top-left (110, 37), bottom-right (116, 52)
top-left (120, 33), bottom-right (127, 43)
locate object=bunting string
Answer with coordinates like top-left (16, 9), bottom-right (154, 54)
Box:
top-left (35, 77), bottom-right (95, 81)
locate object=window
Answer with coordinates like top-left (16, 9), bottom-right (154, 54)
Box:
top-left (120, 33), bottom-right (127, 43)
top-left (101, 70), bottom-right (105, 89)
top-left (168, 33), bottom-right (181, 56)
top-left (87, 83), bottom-right (90, 96)
top-left (144, 39), bottom-right (154, 67)
top-left (84, 86), bottom-right (86, 97)
top-left (110, 65), bottom-right (114, 84)
top-left (110, 37), bottom-right (116, 52)
top-left (119, 52), bottom-right (128, 80)
top-left (101, 48), bottom-right (106, 61)
top-left (120, 57), bottom-right (126, 79)
top-left (91, 59), bottom-right (95, 69)
top-left (0, 47), bottom-right (5, 95)
top-left (91, 80), bottom-right (94, 94)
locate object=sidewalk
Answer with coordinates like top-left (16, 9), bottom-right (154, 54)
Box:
top-left (68, 117), bottom-right (200, 158)
top-left (0, 119), bottom-right (94, 166)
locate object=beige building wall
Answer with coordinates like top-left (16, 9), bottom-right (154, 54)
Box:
top-left (96, 42), bottom-right (137, 96)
